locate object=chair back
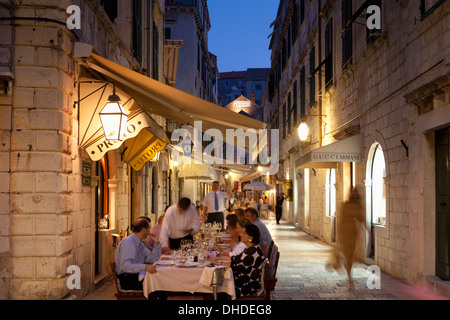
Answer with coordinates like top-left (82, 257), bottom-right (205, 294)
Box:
top-left (268, 244), bottom-right (278, 280)
top-left (210, 267), bottom-right (226, 286)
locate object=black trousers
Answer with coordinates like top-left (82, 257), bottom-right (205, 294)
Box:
top-left (117, 273), bottom-right (143, 290)
top-left (206, 211), bottom-right (224, 231)
top-left (169, 234), bottom-right (194, 250)
top-left (275, 205), bottom-right (283, 224)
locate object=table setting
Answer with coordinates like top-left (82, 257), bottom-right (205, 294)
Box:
top-left (142, 222), bottom-right (236, 299)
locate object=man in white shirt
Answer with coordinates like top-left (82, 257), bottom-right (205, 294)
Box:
top-left (160, 198), bottom-right (201, 253)
top-left (202, 181), bottom-right (231, 231)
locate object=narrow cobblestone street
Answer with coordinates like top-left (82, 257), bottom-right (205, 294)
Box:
top-left (264, 215), bottom-right (448, 300)
top-left (83, 214), bottom-right (449, 301)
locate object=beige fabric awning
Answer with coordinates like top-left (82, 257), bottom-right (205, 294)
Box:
top-left (86, 53), bottom-right (266, 136)
top-left (239, 170), bottom-right (261, 182)
top-left (177, 163), bottom-right (218, 181)
top-left (296, 134), bottom-right (363, 169)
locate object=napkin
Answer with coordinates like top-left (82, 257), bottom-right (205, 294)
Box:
top-left (199, 266), bottom-right (230, 287)
top-left (138, 271), bottom-right (146, 282)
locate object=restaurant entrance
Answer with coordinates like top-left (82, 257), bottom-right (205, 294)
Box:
top-left (436, 126), bottom-right (450, 281)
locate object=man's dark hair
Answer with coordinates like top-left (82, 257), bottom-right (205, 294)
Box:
top-left (226, 214), bottom-right (239, 228)
top-left (245, 207), bottom-right (259, 218)
top-left (133, 219), bottom-right (149, 233)
top-left (138, 216), bottom-right (151, 223)
top-left (212, 181), bottom-right (220, 185)
top-left (245, 223), bottom-right (260, 245)
top-left (235, 208), bottom-right (245, 217)
top-left (178, 197), bottom-right (192, 211)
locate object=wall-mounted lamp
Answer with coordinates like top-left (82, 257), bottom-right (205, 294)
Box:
top-left (99, 84), bottom-right (128, 141)
top-left (297, 114), bottom-right (327, 142)
top-left (297, 122), bottom-right (310, 142)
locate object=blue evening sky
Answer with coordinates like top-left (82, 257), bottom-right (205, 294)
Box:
top-left (207, 0), bottom-right (279, 73)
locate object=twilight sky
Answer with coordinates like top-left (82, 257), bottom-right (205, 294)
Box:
top-left (207, 0), bottom-right (279, 73)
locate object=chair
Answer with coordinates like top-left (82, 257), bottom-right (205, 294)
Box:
top-left (210, 267), bottom-right (227, 300)
top-left (260, 203), bottom-right (269, 218)
top-left (110, 262), bottom-right (148, 300)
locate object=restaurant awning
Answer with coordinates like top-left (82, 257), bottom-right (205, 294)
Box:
top-left (176, 163), bottom-right (218, 181)
top-left (78, 79), bottom-right (168, 163)
top-left (164, 40), bottom-right (184, 87)
top-left (122, 128), bottom-right (168, 171)
top-left (86, 53), bottom-right (266, 136)
top-left (296, 134), bottom-right (363, 169)
top-left (239, 170), bottom-right (261, 183)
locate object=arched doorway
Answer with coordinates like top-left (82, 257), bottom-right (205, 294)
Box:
top-left (366, 143), bottom-right (387, 258)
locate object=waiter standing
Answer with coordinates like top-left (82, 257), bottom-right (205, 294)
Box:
top-left (202, 181), bottom-right (231, 231)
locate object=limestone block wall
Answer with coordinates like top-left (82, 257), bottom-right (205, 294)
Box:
top-left (0, 0), bottom-right (13, 300)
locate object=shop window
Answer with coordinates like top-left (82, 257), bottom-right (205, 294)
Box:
top-left (368, 143), bottom-right (387, 225)
top-left (326, 169), bottom-right (336, 217)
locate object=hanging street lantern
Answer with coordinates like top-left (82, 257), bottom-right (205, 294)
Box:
top-left (297, 122), bottom-right (310, 142)
top-left (99, 85), bottom-right (128, 141)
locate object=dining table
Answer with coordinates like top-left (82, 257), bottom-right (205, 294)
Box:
top-left (142, 233), bottom-right (236, 300)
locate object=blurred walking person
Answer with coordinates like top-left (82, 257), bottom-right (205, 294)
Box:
top-left (338, 188), bottom-right (371, 290)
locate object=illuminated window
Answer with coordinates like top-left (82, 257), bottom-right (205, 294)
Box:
top-left (368, 143), bottom-right (387, 225)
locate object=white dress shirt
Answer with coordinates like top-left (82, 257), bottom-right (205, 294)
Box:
top-left (159, 204), bottom-right (201, 247)
top-left (202, 191), bottom-right (229, 213)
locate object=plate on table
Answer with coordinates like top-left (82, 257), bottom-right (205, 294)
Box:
top-left (176, 261), bottom-right (199, 268)
top-left (155, 260), bottom-right (175, 266)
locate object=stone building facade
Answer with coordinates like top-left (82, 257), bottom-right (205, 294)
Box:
top-left (264, 0), bottom-right (450, 295)
top-left (0, 0), bottom-right (169, 300)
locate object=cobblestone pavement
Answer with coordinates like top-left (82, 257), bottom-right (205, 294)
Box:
top-left (83, 215), bottom-right (449, 301)
top-left (264, 215), bottom-right (448, 300)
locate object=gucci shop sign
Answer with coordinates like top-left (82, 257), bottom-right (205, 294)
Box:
top-left (311, 152), bottom-right (361, 162)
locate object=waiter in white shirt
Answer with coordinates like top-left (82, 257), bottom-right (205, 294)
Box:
top-left (160, 198), bottom-right (201, 254)
top-left (202, 181), bottom-right (231, 231)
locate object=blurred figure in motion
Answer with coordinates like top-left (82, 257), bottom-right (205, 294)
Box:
top-left (338, 187), bottom-right (371, 290)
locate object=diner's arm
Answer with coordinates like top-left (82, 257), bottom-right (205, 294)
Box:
top-left (143, 243), bottom-right (162, 264)
top-left (117, 243), bottom-right (146, 274)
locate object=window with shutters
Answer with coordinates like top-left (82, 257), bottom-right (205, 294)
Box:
top-left (101, 0), bottom-right (118, 23)
top-left (366, 0), bottom-right (382, 45)
top-left (300, 67), bottom-right (306, 119)
top-left (288, 92), bottom-right (292, 134)
top-left (293, 81), bottom-right (298, 128)
top-left (152, 21), bottom-right (159, 80)
top-left (133, 0), bottom-right (142, 64)
top-left (325, 18), bottom-right (333, 89)
top-left (309, 47), bottom-right (316, 108)
top-left (342, 0), bottom-right (352, 70)
top-left (283, 103), bottom-right (287, 139)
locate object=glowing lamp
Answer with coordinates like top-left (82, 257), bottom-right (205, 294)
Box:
top-left (99, 87), bottom-right (128, 141)
top-left (297, 122), bottom-right (310, 142)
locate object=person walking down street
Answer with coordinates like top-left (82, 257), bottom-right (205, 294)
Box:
top-left (275, 193), bottom-right (285, 224)
top-left (160, 198), bottom-right (201, 253)
top-left (338, 188), bottom-right (372, 291)
top-left (202, 181), bottom-right (231, 231)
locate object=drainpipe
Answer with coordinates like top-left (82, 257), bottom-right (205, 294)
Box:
top-left (318, 0), bottom-right (323, 148)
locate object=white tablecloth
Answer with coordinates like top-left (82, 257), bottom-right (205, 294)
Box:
top-left (142, 264), bottom-right (236, 299)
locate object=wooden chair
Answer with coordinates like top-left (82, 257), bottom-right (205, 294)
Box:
top-left (110, 262), bottom-right (148, 300)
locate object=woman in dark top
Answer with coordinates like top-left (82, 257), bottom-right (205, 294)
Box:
top-left (231, 223), bottom-right (265, 298)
